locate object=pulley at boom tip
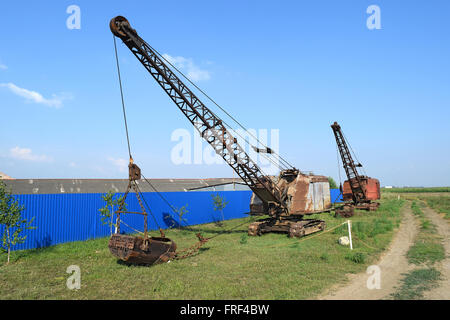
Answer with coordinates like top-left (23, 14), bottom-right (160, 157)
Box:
top-left (110, 16), bottom-right (132, 39)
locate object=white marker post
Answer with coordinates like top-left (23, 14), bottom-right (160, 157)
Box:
top-left (347, 220), bottom-right (353, 250)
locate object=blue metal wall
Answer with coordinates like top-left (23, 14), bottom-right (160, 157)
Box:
top-left (330, 188), bottom-right (343, 203)
top-left (1, 189), bottom-right (343, 251)
top-left (1, 191), bottom-right (251, 251)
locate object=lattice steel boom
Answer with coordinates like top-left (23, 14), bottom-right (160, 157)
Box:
top-left (331, 122), bottom-right (367, 203)
top-left (110, 16), bottom-right (286, 214)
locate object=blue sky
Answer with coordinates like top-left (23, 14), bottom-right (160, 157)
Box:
top-left (0, 0), bottom-right (449, 187)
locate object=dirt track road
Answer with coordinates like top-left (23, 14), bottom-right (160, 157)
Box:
top-left (422, 207), bottom-right (450, 300)
top-left (318, 204), bottom-right (418, 300)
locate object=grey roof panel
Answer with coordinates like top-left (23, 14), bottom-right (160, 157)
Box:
top-left (3, 178), bottom-right (248, 195)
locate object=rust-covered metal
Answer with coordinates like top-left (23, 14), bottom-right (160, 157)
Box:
top-left (108, 160), bottom-right (210, 265)
top-left (248, 170), bottom-right (330, 237)
top-left (342, 177), bottom-right (380, 202)
top-left (331, 121), bottom-right (381, 213)
top-left (109, 234), bottom-right (176, 265)
top-left (248, 217), bottom-right (326, 238)
top-left (110, 15), bottom-right (328, 239)
top-left (334, 204), bottom-right (355, 217)
top-left (108, 160), bottom-right (180, 265)
top-left (109, 15), bottom-right (286, 216)
top-left (250, 172), bottom-right (331, 216)
top-left (285, 174), bottom-right (331, 214)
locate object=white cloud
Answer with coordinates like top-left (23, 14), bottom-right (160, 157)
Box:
top-left (69, 162), bottom-right (77, 167)
top-left (0, 64), bottom-right (7, 70)
top-left (162, 54), bottom-right (211, 81)
top-left (0, 82), bottom-right (71, 108)
top-left (10, 146), bottom-right (52, 162)
top-left (108, 157), bottom-right (128, 173)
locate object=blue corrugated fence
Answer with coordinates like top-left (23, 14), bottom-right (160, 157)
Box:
top-left (0, 191), bottom-right (251, 251)
top-left (330, 188), bottom-right (343, 203)
top-left (1, 189), bottom-right (343, 251)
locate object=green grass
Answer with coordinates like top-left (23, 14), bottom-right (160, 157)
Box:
top-left (383, 191), bottom-right (450, 221)
top-left (344, 252), bottom-right (366, 264)
top-left (382, 187), bottom-right (450, 193)
top-left (408, 241), bottom-right (445, 265)
top-left (391, 199), bottom-right (446, 300)
top-left (391, 268), bottom-right (441, 300)
top-left (0, 199), bottom-right (404, 300)
top-left (411, 201), bottom-right (424, 217)
top-left (407, 201), bottom-right (445, 266)
top-left (422, 196), bottom-right (450, 219)
top-left (333, 200), bottom-right (403, 242)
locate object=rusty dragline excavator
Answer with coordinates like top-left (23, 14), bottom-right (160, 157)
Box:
top-left (331, 122), bottom-right (380, 217)
top-left (108, 16), bottom-right (331, 265)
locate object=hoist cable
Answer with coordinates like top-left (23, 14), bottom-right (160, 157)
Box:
top-left (226, 126), bottom-right (288, 171)
top-left (113, 35), bottom-right (132, 159)
top-left (336, 143), bottom-right (342, 186)
top-left (342, 131), bottom-right (367, 177)
top-left (149, 42), bottom-right (291, 169)
top-left (112, 35), bottom-right (289, 241)
top-left (141, 173), bottom-right (250, 237)
top-left (134, 182), bottom-right (162, 231)
top-left (114, 36), bottom-right (163, 232)
top-left (113, 35), bottom-right (234, 242)
top-left (140, 40), bottom-right (285, 173)
top-left (141, 173), bottom-right (191, 228)
top-left (205, 219), bottom-right (253, 240)
top-left (144, 40), bottom-right (294, 171)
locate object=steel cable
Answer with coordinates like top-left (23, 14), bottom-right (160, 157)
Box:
top-left (342, 130), bottom-right (367, 177)
top-left (113, 35), bottom-right (132, 160)
top-left (143, 40), bottom-right (294, 171)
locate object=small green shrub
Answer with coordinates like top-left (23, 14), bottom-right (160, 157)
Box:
top-left (421, 220), bottom-right (431, 230)
top-left (240, 234), bottom-right (248, 245)
top-left (345, 252), bottom-right (366, 264)
top-left (320, 253), bottom-right (329, 261)
top-left (328, 177), bottom-right (337, 189)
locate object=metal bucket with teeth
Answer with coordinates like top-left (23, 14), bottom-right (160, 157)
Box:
top-left (108, 234), bottom-right (177, 265)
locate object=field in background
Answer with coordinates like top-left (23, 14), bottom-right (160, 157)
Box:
top-left (0, 199), bottom-right (404, 300)
top-left (382, 187), bottom-right (450, 193)
top-left (383, 190), bottom-right (450, 221)
top-left (420, 196), bottom-right (450, 220)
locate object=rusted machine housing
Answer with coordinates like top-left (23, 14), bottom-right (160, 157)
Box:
top-left (336, 177), bottom-right (380, 216)
top-left (250, 173), bottom-right (331, 216)
top-left (248, 172), bottom-right (330, 238)
top-left (342, 176), bottom-right (380, 202)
